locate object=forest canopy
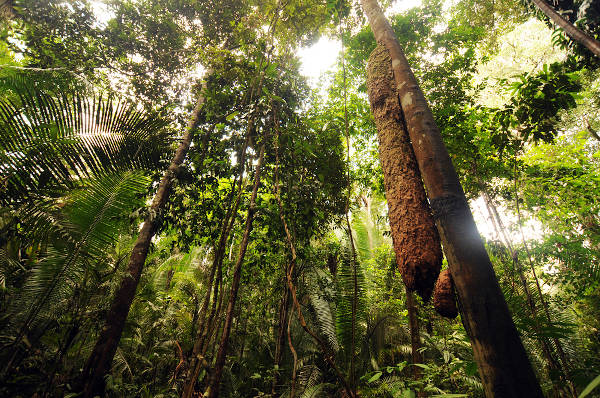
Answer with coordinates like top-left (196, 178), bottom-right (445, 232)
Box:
top-left (1, 0), bottom-right (600, 397)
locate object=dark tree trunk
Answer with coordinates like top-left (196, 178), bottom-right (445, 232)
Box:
top-left (271, 280), bottom-right (290, 395)
top-left (530, 0), bottom-right (600, 57)
top-left (208, 142), bottom-right (266, 398)
top-left (359, 0), bottom-right (543, 396)
top-left (405, 291), bottom-right (422, 372)
top-left (366, 44), bottom-right (442, 302)
top-left (79, 88), bottom-right (208, 398)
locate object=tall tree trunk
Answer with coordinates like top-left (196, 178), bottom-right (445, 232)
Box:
top-left (80, 87), bottom-right (208, 397)
top-left (405, 291), bottom-right (423, 377)
top-left (359, 1), bottom-right (543, 396)
top-left (513, 171), bottom-right (577, 397)
top-left (529, 0), bottom-right (600, 57)
top-left (366, 45), bottom-right (442, 302)
top-left (273, 124), bottom-right (355, 398)
top-left (271, 280), bottom-right (290, 395)
top-left (208, 142), bottom-right (266, 398)
top-left (181, 136), bottom-right (250, 398)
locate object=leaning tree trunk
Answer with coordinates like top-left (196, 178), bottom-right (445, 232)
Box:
top-left (366, 45), bottom-right (442, 302)
top-left (80, 88), bottom-right (208, 398)
top-left (208, 142), bottom-right (266, 398)
top-left (359, 0), bottom-right (543, 396)
top-left (530, 0), bottom-right (600, 58)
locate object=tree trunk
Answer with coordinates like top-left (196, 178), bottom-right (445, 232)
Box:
top-left (271, 280), bottom-right (290, 395)
top-left (79, 86), bottom-right (208, 398)
top-left (530, 0), bottom-right (600, 58)
top-left (359, 1), bottom-right (543, 396)
top-left (366, 44), bottom-right (442, 302)
top-left (208, 142), bottom-right (266, 398)
top-left (181, 136), bottom-right (250, 398)
top-left (405, 291), bottom-right (422, 373)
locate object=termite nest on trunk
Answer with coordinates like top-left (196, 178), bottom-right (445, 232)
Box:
top-left (366, 44), bottom-right (442, 301)
top-left (433, 269), bottom-right (458, 319)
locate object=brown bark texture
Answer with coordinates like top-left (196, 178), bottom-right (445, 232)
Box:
top-left (359, 0), bottom-right (543, 396)
top-left (530, 0), bottom-right (600, 57)
top-left (433, 269), bottom-right (458, 319)
top-left (366, 45), bottom-right (442, 301)
top-left (80, 90), bottom-right (207, 398)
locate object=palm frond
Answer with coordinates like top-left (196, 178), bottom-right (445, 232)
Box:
top-left (307, 268), bottom-right (339, 353)
top-left (8, 171), bottom-right (151, 336)
top-left (0, 86), bottom-right (172, 205)
top-left (335, 243), bottom-right (367, 365)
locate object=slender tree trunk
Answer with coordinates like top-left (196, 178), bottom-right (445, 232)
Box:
top-left (530, 0), bottom-right (600, 57)
top-left (80, 85), bottom-right (208, 397)
top-left (405, 291), bottom-right (423, 376)
top-left (287, 306), bottom-right (298, 398)
top-left (483, 192), bottom-right (565, 395)
top-left (513, 170), bottom-right (577, 397)
top-left (273, 124), bottom-right (355, 398)
top-left (271, 281), bottom-right (290, 395)
top-left (208, 142), bottom-right (266, 398)
top-left (181, 137), bottom-right (250, 398)
top-left (359, 1), bottom-right (543, 396)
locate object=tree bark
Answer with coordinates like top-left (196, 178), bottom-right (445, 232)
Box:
top-left (359, 1), bottom-right (543, 396)
top-left (208, 142), bottom-right (266, 398)
top-left (271, 280), bottom-right (290, 395)
top-left (80, 85), bottom-right (208, 398)
top-left (483, 192), bottom-right (566, 397)
top-left (530, 0), bottom-right (600, 58)
top-left (405, 291), bottom-right (423, 374)
top-left (366, 45), bottom-right (442, 302)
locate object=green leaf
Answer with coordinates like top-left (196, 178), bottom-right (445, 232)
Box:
top-left (579, 374), bottom-right (600, 398)
top-left (225, 111), bottom-right (238, 121)
top-left (368, 371), bottom-right (382, 383)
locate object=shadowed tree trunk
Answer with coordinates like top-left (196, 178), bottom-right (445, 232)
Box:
top-left (80, 84), bottom-right (209, 398)
top-left (208, 141), bottom-right (266, 398)
top-left (359, 0), bottom-right (543, 396)
top-left (271, 279), bottom-right (290, 395)
top-left (405, 291), bottom-right (422, 374)
top-left (530, 0), bottom-right (600, 57)
top-left (366, 44), bottom-right (442, 302)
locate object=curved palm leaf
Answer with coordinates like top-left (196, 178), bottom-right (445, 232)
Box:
top-left (0, 86), bottom-right (172, 205)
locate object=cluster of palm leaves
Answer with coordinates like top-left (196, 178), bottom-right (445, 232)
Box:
top-left (0, 72), bottom-right (173, 392)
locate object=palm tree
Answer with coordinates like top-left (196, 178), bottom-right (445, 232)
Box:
top-left (0, 77), bottom-right (172, 383)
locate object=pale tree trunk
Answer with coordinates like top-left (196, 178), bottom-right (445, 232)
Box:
top-left (273, 123), bottom-right (356, 398)
top-left (482, 192), bottom-right (568, 397)
top-left (208, 142), bottom-right (266, 398)
top-left (359, 0), bottom-right (543, 396)
top-left (530, 0), bottom-right (600, 58)
top-left (80, 84), bottom-right (209, 398)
